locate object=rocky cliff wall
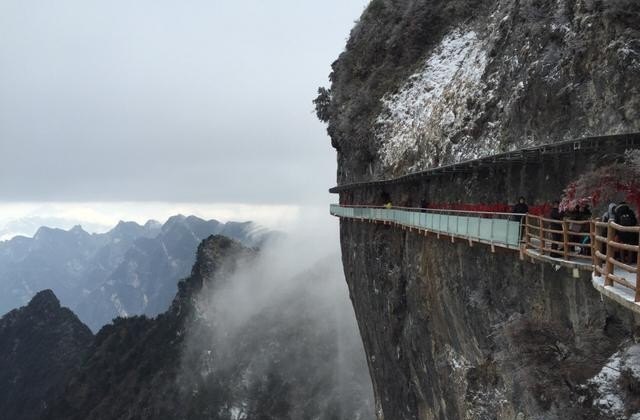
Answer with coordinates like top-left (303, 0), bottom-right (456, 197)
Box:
top-left (341, 217), bottom-right (640, 419)
top-left (321, 1), bottom-right (640, 419)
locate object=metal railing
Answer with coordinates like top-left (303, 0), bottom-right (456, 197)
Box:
top-left (330, 204), bottom-right (524, 249)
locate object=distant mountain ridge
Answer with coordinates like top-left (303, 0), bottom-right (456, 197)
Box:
top-left (0, 215), bottom-right (276, 331)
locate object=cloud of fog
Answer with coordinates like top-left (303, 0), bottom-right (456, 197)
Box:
top-left (192, 208), bottom-right (343, 345)
top-left (181, 213), bottom-right (374, 418)
top-left (198, 215), bottom-right (341, 332)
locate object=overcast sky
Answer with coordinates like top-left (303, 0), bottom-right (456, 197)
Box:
top-left (0, 0), bottom-right (369, 235)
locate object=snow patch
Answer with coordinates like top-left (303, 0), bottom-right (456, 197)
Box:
top-left (589, 352), bottom-right (624, 417)
top-left (110, 293), bottom-right (128, 317)
top-left (376, 29), bottom-right (496, 172)
top-left (587, 345), bottom-right (640, 419)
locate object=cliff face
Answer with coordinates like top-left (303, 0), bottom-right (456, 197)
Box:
top-left (341, 220), bottom-right (640, 419)
top-left (321, 0), bottom-right (640, 184)
top-left (321, 1), bottom-right (640, 419)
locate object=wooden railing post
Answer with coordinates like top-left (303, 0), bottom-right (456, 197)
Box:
top-left (562, 220), bottom-right (569, 260)
top-left (538, 216), bottom-right (545, 255)
top-left (525, 215), bottom-right (530, 249)
top-left (605, 222), bottom-right (615, 287)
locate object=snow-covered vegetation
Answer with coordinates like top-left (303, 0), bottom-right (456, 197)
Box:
top-left (376, 29), bottom-right (497, 173)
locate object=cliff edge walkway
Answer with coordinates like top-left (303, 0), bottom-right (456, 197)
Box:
top-left (330, 204), bottom-right (640, 315)
top-left (329, 133), bottom-right (640, 315)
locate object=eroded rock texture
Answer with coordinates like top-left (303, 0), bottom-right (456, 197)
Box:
top-left (341, 220), bottom-right (640, 419)
top-left (321, 0), bottom-right (640, 183)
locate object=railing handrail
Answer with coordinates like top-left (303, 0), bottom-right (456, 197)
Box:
top-left (523, 212), bottom-right (640, 301)
top-left (330, 203), bottom-right (522, 249)
top-left (331, 203), bottom-right (640, 303)
top-left (335, 204), bottom-right (525, 218)
top-left (526, 213), bottom-right (592, 225)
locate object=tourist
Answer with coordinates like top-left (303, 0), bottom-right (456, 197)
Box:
top-left (512, 196), bottom-right (528, 222)
top-left (614, 202), bottom-right (638, 263)
top-left (580, 204), bottom-right (592, 220)
top-left (602, 203), bottom-right (617, 223)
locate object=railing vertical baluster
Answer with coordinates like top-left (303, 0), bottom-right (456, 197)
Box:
top-left (605, 222), bottom-right (615, 287)
top-left (562, 220), bottom-right (569, 260)
top-left (525, 215), bottom-right (531, 249)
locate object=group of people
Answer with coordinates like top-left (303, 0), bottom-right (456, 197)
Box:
top-left (548, 200), bottom-right (593, 257)
top-left (511, 197), bottom-right (639, 261)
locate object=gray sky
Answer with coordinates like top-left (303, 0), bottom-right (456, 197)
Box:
top-left (0, 1), bottom-right (368, 210)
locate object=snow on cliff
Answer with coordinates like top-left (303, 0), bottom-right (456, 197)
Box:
top-left (587, 344), bottom-right (640, 419)
top-left (376, 29), bottom-right (498, 173)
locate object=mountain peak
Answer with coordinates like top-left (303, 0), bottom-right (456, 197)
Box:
top-left (70, 225), bottom-right (87, 235)
top-left (144, 220), bottom-right (162, 229)
top-left (172, 235), bottom-right (255, 308)
top-left (33, 226), bottom-right (55, 239)
top-left (27, 289), bottom-right (61, 311)
top-left (163, 214), bottom-right (187, 227)
top-left (114, 220), bottom-right (142, 230)
top-left (0, 289), bottom-right (92, 420)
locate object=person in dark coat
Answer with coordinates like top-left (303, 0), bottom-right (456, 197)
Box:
top-left (580, 204), bottom-right (592, 220)
top-left (614, 202), bottom-right (637, 229)
top-left (614, 202), bottom-right (638, 263)
top-left (512, 196), bottom-right (529, 220)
